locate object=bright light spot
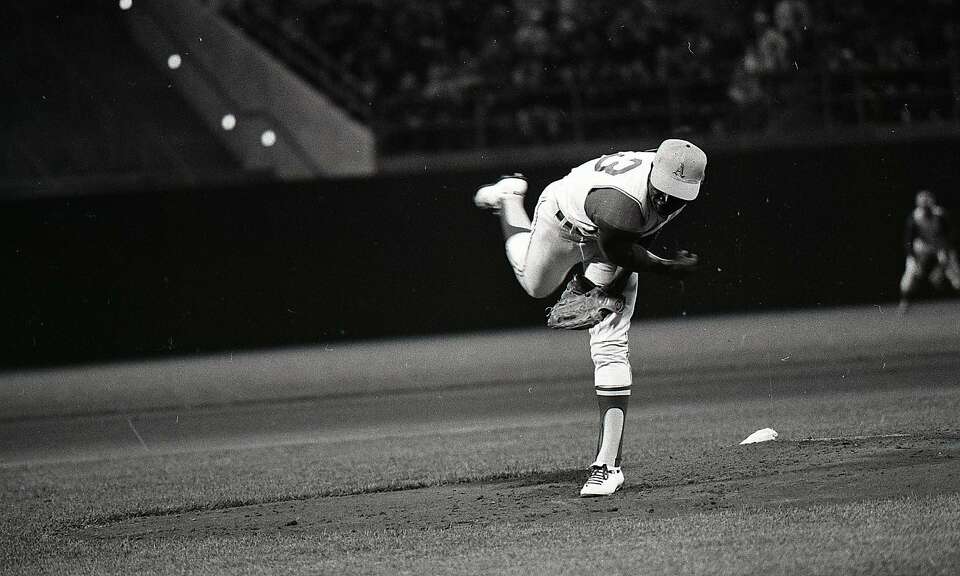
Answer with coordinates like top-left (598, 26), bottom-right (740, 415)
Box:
top-left (260, 130), bottom-right (276, 147)
top-left (119, 0), bottom-right (133, 10)
top-left (221, 114), bottom-right (236, 131)
top-left (167, 54), bottom-right (182, 69)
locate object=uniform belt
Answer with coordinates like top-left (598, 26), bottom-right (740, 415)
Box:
top-left (555, 210), bottom-right (577, 233)
top-left (555, 209), bottom-right (598, 238)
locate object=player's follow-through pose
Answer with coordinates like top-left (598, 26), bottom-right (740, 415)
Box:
top-left (474, 139), bottom-right (707, 496)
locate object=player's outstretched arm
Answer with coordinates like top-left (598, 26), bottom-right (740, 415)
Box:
top-left (597, 228), bottom-right (698, 277)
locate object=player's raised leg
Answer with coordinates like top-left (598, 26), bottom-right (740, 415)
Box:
top-left (475, 177), bottom-right (581, 298)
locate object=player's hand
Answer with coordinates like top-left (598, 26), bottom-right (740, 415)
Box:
top-left (669, 250), bottom-right (699, 274)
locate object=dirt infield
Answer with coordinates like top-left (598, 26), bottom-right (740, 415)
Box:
top-left (87, 432), bottom-right (960, 540)
top-left (5, 304), bottom-right (959, 575)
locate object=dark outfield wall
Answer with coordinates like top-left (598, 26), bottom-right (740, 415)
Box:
top-left (2, 139), bottom-right (956, 368)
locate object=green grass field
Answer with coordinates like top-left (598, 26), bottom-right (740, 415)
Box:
top-left (2, 304), bottom-right (960, 575)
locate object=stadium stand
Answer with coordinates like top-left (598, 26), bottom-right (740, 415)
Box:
top-left (221, 0), bottom-right (959, 155)
top-left (3, 1), bottom-right (242, 191)
top-left (4, 1), bottom-right (957, 186)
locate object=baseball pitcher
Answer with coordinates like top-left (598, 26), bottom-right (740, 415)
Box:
top-left (474, 139), bottom-right (707, 496)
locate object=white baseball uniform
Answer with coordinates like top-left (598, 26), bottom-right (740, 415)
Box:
top-left (482, 140), bottom-right (705, 489)
top-left (504, 150), bottom-right (686, 398)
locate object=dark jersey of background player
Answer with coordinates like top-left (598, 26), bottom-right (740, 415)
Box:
top-left (905, 197), bottom-right (954, 256)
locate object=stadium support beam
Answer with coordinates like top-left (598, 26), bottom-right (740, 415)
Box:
top-left (124, 0), bottom-right (376, 178)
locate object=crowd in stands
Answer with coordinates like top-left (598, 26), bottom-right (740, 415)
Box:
top-left (729, 0), bottom-right (957, 130)
top-left (222, 0), bottom-right (959, 152)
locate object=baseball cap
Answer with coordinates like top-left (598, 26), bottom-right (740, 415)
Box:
top-left (650, 139), bottom-right (707, 201)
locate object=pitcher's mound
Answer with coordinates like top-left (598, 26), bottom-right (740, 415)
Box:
top-left (86, 431), bottom-right (960, 539)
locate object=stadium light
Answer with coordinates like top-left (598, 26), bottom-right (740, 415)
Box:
top-left (221, 114), bottom-right (237, 131)
top-left (167, 54), bottom-right (182, 70)
top-left (119, 0), bottom-right (132, 10)
top-left (260, 130), bottom-right (276, 147)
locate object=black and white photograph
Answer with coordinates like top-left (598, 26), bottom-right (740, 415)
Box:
top-left (2, 0), bottom-right (959, 574)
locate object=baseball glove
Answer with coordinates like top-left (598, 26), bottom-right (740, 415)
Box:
top-left (545, 278), bottom-right (625, 330)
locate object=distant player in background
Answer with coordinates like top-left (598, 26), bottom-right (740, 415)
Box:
top-left (474, 140), bottom-right (706, 496)
top-left (899, 189), bottom-right (960, 312)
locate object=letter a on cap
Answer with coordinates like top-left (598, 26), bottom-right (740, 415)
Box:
top-left (651, 139), bottom-right (707, 201)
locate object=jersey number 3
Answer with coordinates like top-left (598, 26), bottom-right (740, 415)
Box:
top-left (594, 153), bottom-right (643, 176)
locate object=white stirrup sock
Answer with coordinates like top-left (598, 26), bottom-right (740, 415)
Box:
top-left (593, 407), bottom-right (625, 468)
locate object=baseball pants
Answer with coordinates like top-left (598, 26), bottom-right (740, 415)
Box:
top-left (900, 247), bottom-right (960, 295)
top-left (504, 182), bottom-right (638, 397)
